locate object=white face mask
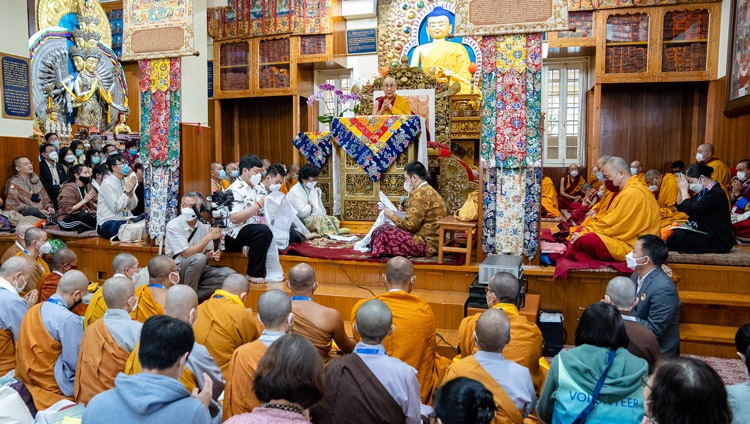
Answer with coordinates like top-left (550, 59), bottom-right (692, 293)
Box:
top-left (169, 271), bottom-right (180, 285)
top-left (130, 270), bottom-right (140, 284)
top-left (570, 171), bottom-right (579, 177)
top-left (690, 182), bottom-right (704, 193)
top-left (648, 185), bottom-right (658, 193)
top-left (181, 207), bottom-right (197, 221)
top-left (625, 252), bottom-right (647, 270)
top-left (130, 296), bottom-right (139, 312)
top-left (306, 180), bottom-right (317, 189)
top-left (64, 155), bottom-right (76, 163)
top-left (39, 241), bottom-right (52, 255)
top-left (48, 151), bottom-right (59, 162)
top-left (695, 152), bottom-right (704, 162)
top-left (403, 180), bottom-right (412, 193)
top-left (630, 167), bottom-right (639, 175)
top-left (250, 173), bottom-right (262, 186)
top-left (14, 274), bottom-right (27, 293)
top-left (738, 171), bottom-right (747, 182)
top-left (269, 183), bottom-right (282, 192)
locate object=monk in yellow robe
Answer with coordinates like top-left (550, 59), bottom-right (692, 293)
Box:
top-left (447, 309), bottom-right (537, 424)
top-left (131, 255), bottom-right (178, 323)
top-left (84, 253), bottom-right (141, 328)
top-left (14, 227), bottom-right (51, 292)
top-left (223, 289), bottom-right (293, 420)
top-left (645, 169), bottom-right (689, 238)
top-left (74, 277), bottom-right (141, 405)
top-left (569, 157), bottom-right (660, 262)
top-left (0, 257), bottom-right (35, 376)
top-left (457, 271), bottom-right (545, 394)
top-left (15, 271), bottom-right (88, 410)
top-left (540, 176), bottom-right (561, 218)
top-left (376, 76), bottom-right (412, 115)
top-left (589, 166), bottom-right (603, 191)
top-left (286, 263), bottom-right (355, 363)
top-left (194, 274), bottom-right (259, 379)
top-left (697, 143), bottom-right (731, 193)
top-left (351, 256), bottom-right (451, 404)
top-left (630, 160), bottom-right (648, 187)
top-left (558, 164), bottom-right (586, 210)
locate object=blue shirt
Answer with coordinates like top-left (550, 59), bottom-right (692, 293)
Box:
top-left (474, 350), bottom-right (537, 416)
top-left (41, 294), bottom-right (84, 396)
top-left (0, 280), bottom-right (28, 343)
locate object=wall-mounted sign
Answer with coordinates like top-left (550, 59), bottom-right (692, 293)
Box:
top-left (0, 53), bottom-right (32, 120)
top-left (346, 28), bottom-right (377, 55)
top-left (208, 60), bottom-right (214, 99)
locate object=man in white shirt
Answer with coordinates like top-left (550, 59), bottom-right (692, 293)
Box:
top-left (96, 154), bottom-right (138, 239)
top-left (255, 164), bottom-right (316, 248)
top-left (224, 155), bottom-right (273, 283)
top-left (165, 192), bottom-right (236, 301)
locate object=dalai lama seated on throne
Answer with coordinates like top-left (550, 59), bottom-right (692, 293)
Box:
top-left (375, 76), bottom-right (412, 116)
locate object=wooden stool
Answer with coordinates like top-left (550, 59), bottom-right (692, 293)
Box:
top-left (437, 216), bottom-right (477, 264)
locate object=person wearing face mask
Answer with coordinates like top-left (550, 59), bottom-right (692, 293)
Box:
top-left (88, 134), bottom-right (104, 153)
top-left (91, 163), bottom-right (109, 192)
top-left (224, 162), bottom-right (240, 186)
top-left (84, 253), bottom-right (142, 328)
top-left (130, 255), bottom-right (179, 323)
top-left (74, 277), bottom-right (143, 405)
top-left (558, 164), bottom-right (586, 211)
top-left (225, 155), bottom-right (274, 284)
top-left (628, 235), bottom-right (680, 355)
top-left (666, 163), bottom-right (734, 254)
top-left (165, 192), bottom-right (236, 301)
top-left (96, 154), bottom-right (139, 239)
top-left (1, 222), bottom-right (33, 264)
top-left (85, 149), bottom-right (102, 168)
top-left (288, 163), bottom-right (346, 236)
top-left (695, 143), bottom-right (732, 193)
top-left (670, 160), bottom-right (685, 175)
top-left (210, 162), bottom-right (230, 193)
top-left (0, 257), bottom-right (37, 375)
top-left (281, 163), bottom-right (299, 194)
top-left (39, 143), bottom-right (68, 210)
top-left (125, 285), bottom-right (225, 422)
top-left (567, 157), bottom-right (660, 263)
top-left (122, 140), bottom-right (141, 167)
top-left (644, 169), bottom-right (689, 238)
top-left (37, 249), bottom-right (86, 316)
top-left (629, 160), bottom-right (646, 187)
top-left (58, 164), bottom-right (98, 233)
top-left (15, 270), bottom-right (88, 410)
top-left (14, 227), bottom-right (51, 291)
top-left (69, 140), bottom-right (86, 165)
top-left (44, 132), bottom-right (60, 149)
top-left (730, 159), bottom-right (750, 237)
top-left (569, 156), bottom-right (615, 236)
top-left (589, 166), bottom-right (603, 191)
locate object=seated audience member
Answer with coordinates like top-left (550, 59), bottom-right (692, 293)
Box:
top-left (567, 183), bottom-right (601, 225)
top-left (696, 142), bottom-right (732, 192)
top-left (16, 227), bottom-right (51, 291)
top-left (570, 155), bottom-right (614, 231)
top-left (122, 140), bottom-right (140, 167)
top-left (5, 156), bottom-right (55, 219)
top-left (537, 302), bottom-right (648, 424)
top-left (288, 163), bottom-right (344, 236)
top-left (445, 309), bottom-right (536, 423)
top-left (376, 76), bottom-right (412, 115)
top-left (59, 147), bottom-right (77, 171)
top-left (83, 315), bottom-right (212, 424)
top-left (102, 143), bottom-right (118, 162)
top-left (125, 286), bottom-right (225, 421)
top-left (643, 357), bottom-right (732, 424)
top-left (96, 154), bottom-right (138, 239)
top-left (91, 163), bottom-right (109, 192)
top-left (629, 160), bottom-right (646, 186)
top-left (74, 277), bottom-right (142, 405)
top-left (666, 163), bottom-right (734, 253)
top-left (432, 378), bottom-right (496, 424)
top-left (84, 253), bottom-right (141, 327)
top-left (256, 163), bottom-right (317, 246)
top-left (58, 164), bottom-right (98, 232)
top-left (261, 158), bottom-right (271, 174)
top-left (89, 134), bottom-right (104, 153)
top-left (458, 272), bottom-right (544, 393)
top-left (39, 143), bottom-right (68, 210)
top-left (132, 163), bottom-right (145, 216)
top-left (44, 132), bottom-right (61, 150)
top-left (0, 257), bottom-right (36, 375)
top-left (70, 140), bottom-right (85, 166)
top-left (567, 157), bottom-right (660, 262)
top-left (730, 159), bottom-right (750, 210)
top-left (355, 161), bottom-right (448, 257)
top-left (224, 162), bottom-right (240, 186)
top-left (194, 274), bottom-right (259, 378)
top-left (38, 248), bottom-right (86, 314)
top-left (280, 163), bottom-right (299, 194)
top-left (603, 277), bottom-right (660, 371)
top-left (312, 299), bottom-right (421, 424)
top-left (1, 222), bottom-right (33, 264)
top-left (130, 255), bottom-right (178, 323)
top-left (15, 270), bottom-right (88, 410)
top-left (223, 289), bottom-right (293, 419)
top-left (629, 235), bottom-right (681, 356)
top-left (589, 166), bottom-right (603, 190)
top-left (728, 324), bottom-right (750, 422)
top-left (85, 149), bottom-right (102, 168)
top-left (225, 155), bottom-right (274, 283)
top-left (540, 176), bottom-right (561, 218)
top-left (224, 333), bottom-right (325, 424)
top-left (287, 263), bottom-right (355, 362)
top-left (165, 192), bottom-right (235, 300)
top-left (558, 164), bottom-right (586, 211)
top-left (351, 256), bottom-right (450, 403)
top-left (210, 162), bottom-right (229, 193)
top-left (644, 168), bottom-right (689, 236)
top-left (671, 160), bottom-right (685, 175)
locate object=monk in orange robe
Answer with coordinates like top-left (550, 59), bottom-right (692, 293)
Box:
top-left (83, 253), bottom-right (141, 328)
top-left (541, 176), bottom-right (561, 218)
top-left (223, 289), bottom-right (293, 420)
top-left (568, 157), bottom-right (660, 262)
top-left (351, 256), bottom-right (451, 404)
top-left (194, 274), bottom-right (259, 379)
top-left (697, 143), bottom-right (731, 193)
top-left (630, 160), bottom-right (647, 187)
top-left (0, 257), bottom-right (36, 376)
top-left (15, 271), bottom-right (88, 410)
top-left (14, 227), bottom-right (51, 292)
top-left (1, 222), bottom-right (32, 265)
top-left (558, 164), bottom-right (586, 211)
top-left (74, 277), bottom-right (142, 405)
top-left (457, 271), bottom-right (546, 394)
top-left (38, 249), bottom-right (87, 316)
top-left (131, 255), bottom-right (178, 323)
top-left (286, 263), bottom-right (355, 363)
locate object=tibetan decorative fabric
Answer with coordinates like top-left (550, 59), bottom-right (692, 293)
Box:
top-left (482, 167), bottom-right (497, 254)
top-left (523, 167), bottom-right (541, 258)
top-left (207, 0), bottom-right (332, 41)
top-left (331, 115), bottom-right (421, 182)
top-left (292, 132), bottom-right (332, 168)
top-left (479, 37), bottom-right (497, 170)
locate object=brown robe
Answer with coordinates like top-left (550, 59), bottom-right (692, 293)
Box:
top-left (292, 309), bottom-right (333, 363)
top-left (0, 328), bottom-right (15, 376)
top-left (223, 339), bottom-right (267, 421)
top-left (74, 318), bottom-right (131, 404)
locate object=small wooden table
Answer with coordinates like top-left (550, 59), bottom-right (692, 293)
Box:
top-left (437, 216), bottom-right (477, 264)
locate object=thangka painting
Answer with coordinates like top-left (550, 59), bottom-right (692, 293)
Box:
top-left (566, 0), bottom-right (720, 11)
top-left (452, 0), bottom-right (569, 37)
top-left (122, 0), bottom-right (195, 60)
top-left (207, 0), bottom-right (332, 41)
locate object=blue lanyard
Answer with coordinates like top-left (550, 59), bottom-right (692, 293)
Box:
top-left (149, 283), bottom-right (166, 289)
top-left (291, 296), bottom-right (312, 301)
top-left (355, 348), bottom-right (385, 355)
top-left (213, 295), bottom-right (224, 299)
top-left (46, 298), bottom-right (68, 308)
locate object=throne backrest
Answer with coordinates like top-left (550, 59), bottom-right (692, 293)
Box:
top-left (373, 89), bottom-right (435, 140)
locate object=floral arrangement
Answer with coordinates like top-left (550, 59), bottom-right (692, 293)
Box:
top-left (307, 83), bottom-right (362, 124)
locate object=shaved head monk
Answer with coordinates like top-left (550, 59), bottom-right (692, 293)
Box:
top-left (84, 253), bottom-right (141, 328)
top-left (16, 270), bottom-right (88, 409)
top-left (313, 299), bottom-right (422, 423)
top-left (74, 276), bottom-right (142, 404)
top-left (38, 249), bottom-right (85, 316)
top-left (645, 169), bottom-right (689, 237)
top-left (0, 257), bottom-right (36, 375)
top-left (126, 285), bottom-right (225, 421)
top-left (351, 256), bottom-right (451, 404)
top-left (131, 255), bottom-right (179, 323)
top-left (457, 271), bottom-right (545, 394)
top-left (696, 143), bottom-right (731, 192)
top-left (558, 164), bottom-right (586, 211)
top-left (224, 289), bottom-right (293, 419)
top-left (568, 156), bottom-right (660, 262)
top-left (15, 227), bottom-right (51, 291)
top-left (630, 160), bottom-right (646, 187)
top-left (194, 273), bottom-right (259, 378)
top-left (1, 222), bottom-right (34, 264)
top-left (287, 262), bottom-right (356, 362)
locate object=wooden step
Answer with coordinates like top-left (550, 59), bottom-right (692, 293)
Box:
top-left (679, 291), bottom-right (750, 308)
top-left (680, 323), bottom-right (736, 345)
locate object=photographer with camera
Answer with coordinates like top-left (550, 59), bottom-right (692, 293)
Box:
top-left (224, 155), bottom-right (273, 284)
top-left (164, 192), bottom-right (236, 301)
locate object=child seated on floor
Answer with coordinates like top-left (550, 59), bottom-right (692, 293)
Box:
top-left (567, 183), bottom-right (600, 225)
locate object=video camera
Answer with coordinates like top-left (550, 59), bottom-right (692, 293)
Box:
top-left (206, 190), bottom-right (235, 251)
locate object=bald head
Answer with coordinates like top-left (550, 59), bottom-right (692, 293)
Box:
top-left (383, 76), bottom-right (396, 86)
top-left (698, 143), bottom-right (714, 156)
top-left (102, 277), bottom-right (135, 310)
top-left (148, 255), bottom-right (177, 281)
top-left (51, 248), bottom-right (77, 271)
top-left (113, 253), bottom-right (138, 275)
top-left (487, 272), bottom-right (520, 305)
top-left (630, 161), bottom-right (642, 172)
top-left (24, 227), bottom-right (47, 245)
top-left (257, 289), bottom-right (292, 330)
top-left (57, 270), bottom-right (89, 296)
top-left (288, 263), bottom-right (316, 291)
top-left (0, 256), bottom-right (32, 280)
top-left (645, 169), bottom-right (662, 183)
top-left (221, 273), bottom-right (250, 296)
top-left (475, 308), bottom-right (511, 353)
top-left (605, 276), bottom-right (637, 311)
top-left (164, 285), bottom-right (198, 324)
top-left (605, 157), bottom-right (629, 174)
top-left (385, 256), bottom-right (414, 289)
top-left (355, 299), bottom-right (393, 344)
top-left (15, 222), bottom-right (33, 244)
top-left (597, 155), bottom-right (612, 168)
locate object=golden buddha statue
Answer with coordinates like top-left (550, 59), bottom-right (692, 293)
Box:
top-left (114, 112), bottom-right (132, 135)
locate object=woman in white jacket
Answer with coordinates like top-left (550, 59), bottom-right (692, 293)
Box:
top-left (287, 163), bottom-right (347, 236)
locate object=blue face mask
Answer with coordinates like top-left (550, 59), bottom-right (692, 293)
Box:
top-left (75, 149), bottom-right (84, 157)
top-left (596, 171), bottom-right (604, 182)
top-left (51, 141), bottom-right (60, 149)
top-left (129, 149), bottom-right (138, 156)
top-left (121, 164), bottom-right (131, 175)
top-left (91, 156), bottom-right (101, 165)
top-left (218, 170), bottom-right (227, 180)
top-left (230, 170), bottom-right (239, 178)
